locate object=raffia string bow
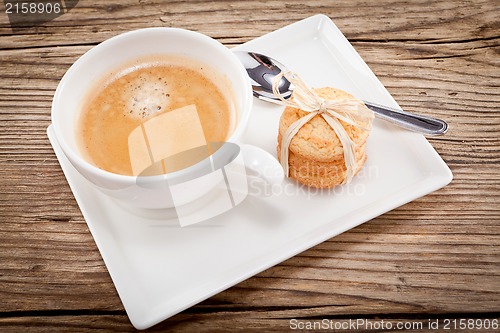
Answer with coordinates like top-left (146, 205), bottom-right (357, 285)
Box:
top-left (261, 71), bottom-right (374, 184)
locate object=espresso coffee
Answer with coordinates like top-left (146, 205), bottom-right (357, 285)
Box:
top-left (78, 56), bottom-right (233, 176)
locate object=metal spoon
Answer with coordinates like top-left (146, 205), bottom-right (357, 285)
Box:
top-left (234, 51), bottom-right (448, 136)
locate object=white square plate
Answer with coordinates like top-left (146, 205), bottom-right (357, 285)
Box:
top-left (47, 14), bottom-right (452, 329)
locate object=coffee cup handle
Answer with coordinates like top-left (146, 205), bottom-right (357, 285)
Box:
top-left (240, 144), bottom-right (284, 187)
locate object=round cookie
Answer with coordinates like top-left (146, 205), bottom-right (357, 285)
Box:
top-left (287, 147), bottom-right (367, 188)
top-left (277, 87), bottom-right (372, 188)
top-left (278, 87), bottom-right (370, 163)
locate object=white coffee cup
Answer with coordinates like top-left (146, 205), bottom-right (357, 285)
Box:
top-left (51, 28), bottom-right (283, 210)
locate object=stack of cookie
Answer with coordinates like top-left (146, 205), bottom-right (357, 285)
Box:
top-left (277, 87), bottom-right (371, 188)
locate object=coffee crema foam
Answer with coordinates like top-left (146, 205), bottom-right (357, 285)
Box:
top-left (78, 56), bottom-right (233, 176)
top-left (125, 74), bottom-right (171, 119)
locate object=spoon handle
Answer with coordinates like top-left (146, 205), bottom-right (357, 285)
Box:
top-left (363, 101), bottom-right (448, 136)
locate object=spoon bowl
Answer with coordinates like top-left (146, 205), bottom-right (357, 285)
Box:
top-left (235, 51), bottom-right (292, 100)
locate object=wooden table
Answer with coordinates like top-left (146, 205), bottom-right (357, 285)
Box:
top-left (1, 1), bottom-right (499, 331)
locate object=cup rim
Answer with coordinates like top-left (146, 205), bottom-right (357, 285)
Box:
top-left (51, 27), bottom-right (253, 184)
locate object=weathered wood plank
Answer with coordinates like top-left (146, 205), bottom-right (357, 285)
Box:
top-left (1, 313), bottom-right (500, 333)
top-left (0, 0), bottom-right (498, 49)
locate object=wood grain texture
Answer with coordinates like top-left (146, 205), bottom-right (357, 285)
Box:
top-left (1, 0), bottom-right (499, 331)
